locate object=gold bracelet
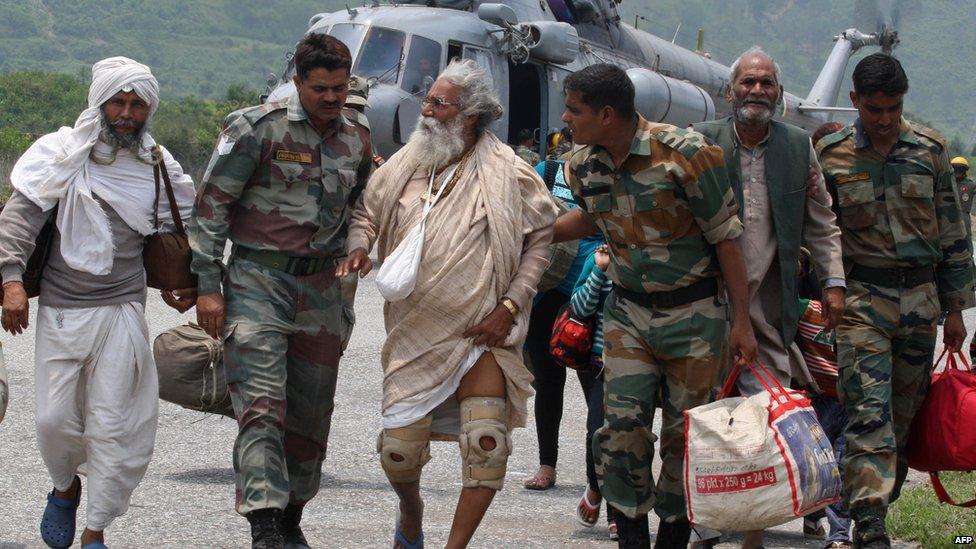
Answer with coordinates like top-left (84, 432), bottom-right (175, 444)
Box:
top-left (499, 297), bottom-right (519, 319)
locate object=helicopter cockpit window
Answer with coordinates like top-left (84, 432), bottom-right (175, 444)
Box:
top-left (353, 27), bottom-right (406, 84)
top-left (329, 24), bottom-right (366, 61)
top-left (400, 36), bottom-right (441, 95)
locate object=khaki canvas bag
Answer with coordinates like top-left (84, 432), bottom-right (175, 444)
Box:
top-left (153, 323), bottom-right (233, 417)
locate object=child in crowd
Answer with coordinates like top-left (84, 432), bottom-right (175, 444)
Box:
top-left (568, 243), bottom-right (618, 539)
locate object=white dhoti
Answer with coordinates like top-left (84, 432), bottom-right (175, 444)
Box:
top-left (34, 303), bottom-right (157, 531)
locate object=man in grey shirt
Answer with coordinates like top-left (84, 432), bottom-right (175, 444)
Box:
top-left (0, 57), bottom-right (193, 549)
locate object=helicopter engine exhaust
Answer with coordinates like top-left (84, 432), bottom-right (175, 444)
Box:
top-left (627, 68), bottom-right (715, 127)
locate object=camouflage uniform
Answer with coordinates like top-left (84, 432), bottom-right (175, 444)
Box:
top-left (953, 176), bottom-right (976, 237)
top-left (516, 144), bottom-right (541, 167)
top-left (565, 116), bottom-right (743, 522)
top-left (189, 91), bottom-right (373, 515)
top-left (818, 119), bottom-right (975, 521)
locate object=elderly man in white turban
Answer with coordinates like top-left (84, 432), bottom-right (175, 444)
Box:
top-left (338, 59), bottom-right (557, 548)
top-left (0, 57), bottom-right (194, 549)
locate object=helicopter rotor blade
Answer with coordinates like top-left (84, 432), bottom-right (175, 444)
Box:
top-left (854, 0), bottom-right (902, 54)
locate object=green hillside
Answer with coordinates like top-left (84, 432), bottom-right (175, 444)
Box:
top-left (617, 0), bottom-right (975, 145)
top-left (0, 0), bottom-right (972, 144)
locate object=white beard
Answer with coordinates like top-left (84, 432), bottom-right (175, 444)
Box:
top-left (407, 115), bottom-right (467, 170)
top-left (733, 101), bottom-right (774, 125)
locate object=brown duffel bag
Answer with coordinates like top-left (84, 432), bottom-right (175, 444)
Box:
top-left (0, 202), bottom-right (57, 301)
top-left (144, 146), bottom-right (196, 290)
top-left (153, 323), bottom-right (233, 417)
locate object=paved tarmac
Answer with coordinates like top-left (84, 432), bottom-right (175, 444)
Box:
top-left (0, 275), bottom-right (941, 548)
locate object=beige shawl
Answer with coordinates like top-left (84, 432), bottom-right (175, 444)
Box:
top-left (363, 132), bottom-right (557, 428)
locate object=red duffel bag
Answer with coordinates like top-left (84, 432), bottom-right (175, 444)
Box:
top-left (906, 349), bottom-right (976, 507)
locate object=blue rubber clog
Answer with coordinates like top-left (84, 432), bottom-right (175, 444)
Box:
top-left (40, 477), bottom-right (81, 549)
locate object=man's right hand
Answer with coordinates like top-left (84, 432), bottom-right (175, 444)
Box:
top-left (1, 282), bottom-right (29, 335)
top-left (196, 292), bottom-right (226, 340)
top-left (336, 248), bottom-right (372, 278)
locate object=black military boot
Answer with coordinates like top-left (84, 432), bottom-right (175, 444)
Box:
top-left (247, 508), bottom-right (284, 549)
top-left (653, 518), bottom-right (693, 549)
top-left (615, 513), bottom-right (650, 549)
top-left (852, 509), bottom-right (891, 549)
top-left (281, 504), bottom-right (310, 549)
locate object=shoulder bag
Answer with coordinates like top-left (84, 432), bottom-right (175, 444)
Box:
top-left (144, 146), bottom-right (196, 290)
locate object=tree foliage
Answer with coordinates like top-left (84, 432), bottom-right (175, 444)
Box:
top-left (0, 70), bottom-right (259, 192)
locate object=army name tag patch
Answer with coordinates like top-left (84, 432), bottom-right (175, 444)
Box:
top-left (275, 150), bottom-right (313, 164)
top-left (835, 172), bottom-right (871, 185)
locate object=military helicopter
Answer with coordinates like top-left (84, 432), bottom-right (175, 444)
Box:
top-left (262, 0), bottom-right (900, 160)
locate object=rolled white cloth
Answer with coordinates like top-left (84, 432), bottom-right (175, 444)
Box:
top-left (10, 56), bottom-right (180, 276)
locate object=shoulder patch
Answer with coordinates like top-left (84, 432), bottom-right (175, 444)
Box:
top-left (815, 125), bottom-right (853, 154)
top-left (911, 123), bottom-right (946, 150)
top-left (655, 127), bottom-right (707, 160)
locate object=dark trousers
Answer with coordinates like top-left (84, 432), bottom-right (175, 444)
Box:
top-left (526, 289), bottom-right (569, 467)
top-left (577, 359), bottom-right (605, 493)
top-left (806, 395), bottom-right (852, 543)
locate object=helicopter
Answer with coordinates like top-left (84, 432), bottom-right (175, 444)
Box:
top-left (261, 0), bottom-right (901, 160)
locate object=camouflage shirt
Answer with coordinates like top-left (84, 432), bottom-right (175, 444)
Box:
top-left (190, 91), bottom-right (373, 294)
top-left (565, 116), bottom-right (743, 294)
top-left (817, 118), bottom-right (975, 311)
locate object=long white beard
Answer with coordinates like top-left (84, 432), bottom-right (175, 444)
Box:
top-left (407, 115), bottom-right (467, 170)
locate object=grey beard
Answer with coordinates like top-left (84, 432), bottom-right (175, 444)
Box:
top-left (733, 102), bottom-right (774, 125)
top-left (98, 116), bottom-right (145, 154)
top-left (407, 115), bottom-right (467, 170)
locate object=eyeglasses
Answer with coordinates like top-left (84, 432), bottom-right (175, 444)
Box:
top-left (421, 96), bottom-right (460, 109)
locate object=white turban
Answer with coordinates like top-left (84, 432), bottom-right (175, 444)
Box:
top-left (9, 56), bottom-right (190, 276)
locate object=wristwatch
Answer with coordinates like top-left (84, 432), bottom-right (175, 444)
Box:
top-left (499, 297), bottom-right (520, 319)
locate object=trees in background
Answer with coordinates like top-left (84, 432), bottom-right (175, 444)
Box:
top-left (0, 71), bottom-right (260, 202)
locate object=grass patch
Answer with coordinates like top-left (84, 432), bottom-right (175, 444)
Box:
top-left (0, 155), bottom-right (12, 204)
top-left (888, 471), bottom-right (976, 548)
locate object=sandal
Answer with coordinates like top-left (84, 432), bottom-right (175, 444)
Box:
top-left (81, 543), bottom-right (108, 549)
top-left (576, 490), bottom-right (601, 527)
top-left (522, 466), bottom-right (556, 490)
top-left (40, 476), bottom-right (81, 549)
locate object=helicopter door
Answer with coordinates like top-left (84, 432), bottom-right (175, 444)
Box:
top-left (462, 45), bottom-right (506, 138)
top-left (506, 61), bottom-right (545, 152)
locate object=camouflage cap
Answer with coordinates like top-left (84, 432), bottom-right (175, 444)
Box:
top-left (345, 75), bottom-right (369, 107)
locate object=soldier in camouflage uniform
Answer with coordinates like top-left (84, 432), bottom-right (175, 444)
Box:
top-left (553, 64), bottom-right (757, 549)
top-left (818, 54), bottom-right (974, 549)
top-left (189, 34), bottom-right (373, 549)
top-left (951, 156), bottom-right (975, 237)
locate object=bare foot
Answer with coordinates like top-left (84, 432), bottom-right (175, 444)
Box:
top-left (522, 465), bottom-right (556, 490)
top-left (80, 528), bottom-right (104, 546)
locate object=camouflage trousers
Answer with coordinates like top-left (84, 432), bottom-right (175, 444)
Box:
top-left (594, 291), bottom-right (727, 521)
top-left (836, 280), bottom-right (938, 515)
top-left (223, 257), bottom-right (345, 515)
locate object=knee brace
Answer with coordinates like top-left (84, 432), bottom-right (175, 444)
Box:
top-left (377, 415), bottom-right (432, 483)
top-left (459, 397), bottom-right (511, 490)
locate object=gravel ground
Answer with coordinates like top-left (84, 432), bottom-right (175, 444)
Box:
top-left (0, 275), bottom-right (946, 548)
